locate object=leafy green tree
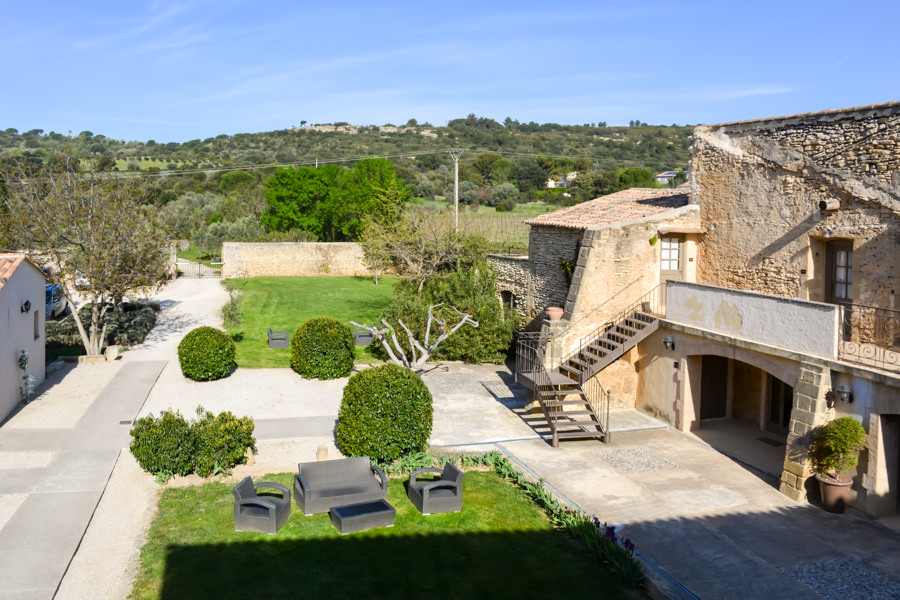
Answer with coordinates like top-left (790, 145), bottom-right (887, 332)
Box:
top-left (569, 170), bottom-right (617, 202)
top-left (615, 167), bottom-right (660, 190)
top-left (471, 152), bottom-right (502, 184)
top-left (512, 158), bottom-right (548, 193)
top-left (260, 165), bottom-right (341, 239)
top-left (218, 170), bottom-right (256, 194)
top-left (490, 182), bottom-right (519, 207)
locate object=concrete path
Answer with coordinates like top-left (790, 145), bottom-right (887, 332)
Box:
top-left (0, 360), bottom-right (165, 600)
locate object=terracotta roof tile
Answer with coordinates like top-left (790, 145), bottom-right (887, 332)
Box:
top-left (0, 253), bottom-right (26, 295)
top-left (524, 188), bottom-right (689, 230)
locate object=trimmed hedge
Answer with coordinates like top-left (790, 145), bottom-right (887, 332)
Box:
top-left (178, 326), bottom-right (236, 381)
top-left (336, 364), bottom-right (433, 462)
top-left (129, 410), bottom-right (197, 476)
top-left (290, 316), bottom-right (355, 380)
top-left (46, 302), bottom-right (157, 347)
top-left (129, 407), bottom-right (256, 479)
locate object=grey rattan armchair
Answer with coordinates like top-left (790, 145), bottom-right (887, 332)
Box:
top-left (407, 462), bottom-right (465, 515)
top-left (232, 476), bottom-right (291, 534)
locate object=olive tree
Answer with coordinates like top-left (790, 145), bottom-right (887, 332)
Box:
top-left (1, 153), bottom-right (170, 355)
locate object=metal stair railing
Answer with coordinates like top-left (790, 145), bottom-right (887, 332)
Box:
top-left (562, 283), bottom-right (667, 382)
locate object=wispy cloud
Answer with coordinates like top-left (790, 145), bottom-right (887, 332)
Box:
top-left (74, 1), bottom-right (202, 49)
top-left (676, 85), bottom-right (796, 102)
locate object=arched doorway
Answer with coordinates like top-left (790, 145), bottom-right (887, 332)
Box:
top-left (691, 354), bottom-right (798, 486)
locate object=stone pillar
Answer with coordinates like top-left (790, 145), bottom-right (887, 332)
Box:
top-left (779, 361), bottom-right (832, 501)
top-left (539, 319), bottom-right (570, 370)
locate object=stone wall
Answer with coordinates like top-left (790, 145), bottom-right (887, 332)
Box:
top-left (528, 225), bottom-right (584, 318)
top-left (489, 254), bottom-right (530, 318)
top-left (691, 102), bottom-right (900, 309)
top-left (221, 242), bottom-right (373, 278)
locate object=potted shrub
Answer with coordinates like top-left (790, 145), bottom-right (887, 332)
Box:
top-left (808, 416), bottom-right (867, 513)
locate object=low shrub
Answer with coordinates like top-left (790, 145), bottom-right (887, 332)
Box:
top-left (337, 364), bottom-right (433, 462)
top-left (290, 316), bottom-right (355, 380)
top-left (46, 302), bottom-right (156, 347)
top-left (177, 326), bottom-right (236, 381)
top-left (129, 410), bottom-right (196, 477)
top-left (129, 407), bottom-right (256, 480)
top-left (192, 408), bottom-right (257, 477)
top-left (809, 416), bottom-right (867, 479)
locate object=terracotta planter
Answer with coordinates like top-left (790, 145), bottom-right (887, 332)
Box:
top-left (816, 473), bottom-right (853, 514)
top-left (546, 307), bottom-right (564, 321)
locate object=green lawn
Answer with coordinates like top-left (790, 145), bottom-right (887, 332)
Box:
top-left (129, 471), bottom-right (634, 600)
top-left (225, 276), bottom-right (397, 368)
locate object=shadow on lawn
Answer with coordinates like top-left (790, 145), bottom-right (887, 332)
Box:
top-left (159, 529), bottom-right (619, 600)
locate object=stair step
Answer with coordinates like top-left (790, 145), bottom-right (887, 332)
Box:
top-left (544, 400), bottom-right (593, 407)
top-left (547, 410), bottom-right (597, 417)
top-left (555, 430), bottom-right (605, 439)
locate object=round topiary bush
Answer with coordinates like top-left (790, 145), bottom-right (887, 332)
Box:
top-left (336, 364), bottom-right (433, 462)
top-left (177, 326), bottom-right (236, 381)
top-left (290, 316), bottom-right (355, 380)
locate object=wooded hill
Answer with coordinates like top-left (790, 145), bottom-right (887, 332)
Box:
top-left (0, 117), bottom-right (692, 177)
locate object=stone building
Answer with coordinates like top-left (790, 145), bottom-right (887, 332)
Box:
top-left (510, 101), bottom-right (900, 520)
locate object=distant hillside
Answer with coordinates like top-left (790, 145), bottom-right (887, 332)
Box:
top-left (0, 118), bottom-right (692, 176)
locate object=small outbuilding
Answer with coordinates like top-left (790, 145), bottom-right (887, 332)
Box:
top-left (0, 254), bottom-right (46, 422)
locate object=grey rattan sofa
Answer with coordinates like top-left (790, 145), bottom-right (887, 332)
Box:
top-left (407, 462), bottom-right (465, 515)
top-left (293, 456), bottom-right (388, 515)
top-left (232, 476), bottom-right (291, 534)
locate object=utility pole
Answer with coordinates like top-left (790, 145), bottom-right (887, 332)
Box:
top-left (449, 148), bottom-right (464, 231)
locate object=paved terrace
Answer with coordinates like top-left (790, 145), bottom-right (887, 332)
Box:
top-left (0, 279), bottom-right (898, 599)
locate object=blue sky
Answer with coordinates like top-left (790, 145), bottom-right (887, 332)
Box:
top-left (1, 0), bottom-right (898, 143)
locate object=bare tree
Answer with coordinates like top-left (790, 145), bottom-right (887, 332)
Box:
top-left (1, 153), bottom-right (170, 355)
top-left (360, 211), bottom-right (484, 293)
top-left (351, 304), bottom-right (477, 371)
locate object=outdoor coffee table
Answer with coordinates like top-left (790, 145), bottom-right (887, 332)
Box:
top-left (330, 499), bottom-right (395, 534)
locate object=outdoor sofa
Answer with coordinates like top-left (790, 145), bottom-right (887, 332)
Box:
top-left (293, 456), bottom-right (388, 515)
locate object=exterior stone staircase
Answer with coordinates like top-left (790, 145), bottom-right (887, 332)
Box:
top-left (516, 285), bottom-right (665, 446)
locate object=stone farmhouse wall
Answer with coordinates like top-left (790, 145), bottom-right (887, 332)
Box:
top-left (221, 242), bottom-right (373, 278)
top-left (488, 227), bottom-right (583, 323)
top-left (529, 225), bottom-right (584, 318)
top-left (490, 254), bottom-right (530, 318)
top-left (691, 102), bottom-right (900, 309)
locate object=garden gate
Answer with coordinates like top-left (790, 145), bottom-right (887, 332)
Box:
top-left (174, 240), bottom-right (222, 278)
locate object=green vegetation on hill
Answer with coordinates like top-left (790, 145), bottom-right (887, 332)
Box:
top-left (0, 119), bottom-right (691, 175)
top-left (0, 118), bottom-right (691, 252)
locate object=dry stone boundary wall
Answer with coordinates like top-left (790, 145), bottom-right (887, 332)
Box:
top-left (221, 242), bottom-right (374, 278)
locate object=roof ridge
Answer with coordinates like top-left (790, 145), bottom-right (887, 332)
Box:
top-left (709, 100), bottom-right (900, 128)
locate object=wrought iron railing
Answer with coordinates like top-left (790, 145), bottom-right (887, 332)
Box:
top-left (838, 303), bottom-right (900, 372)
top-left (514, 331), bottom-right (560, 433)
top-left (563, 283), bottom-right (667, 377)
top-left (515, 332), bottom-right (552, 382)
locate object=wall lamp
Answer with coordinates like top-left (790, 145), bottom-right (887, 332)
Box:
top-left (835, 385), bottom-right (853, 403)
top-left (707, 222), bottom-right (718, 232)
top-left (21, 300), bottom-right (32, 314)
top-left (662, 336), bottom-right (675, 352)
